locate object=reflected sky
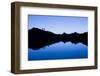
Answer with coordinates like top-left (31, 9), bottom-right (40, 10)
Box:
top-left (28, 42), bottom-right (88, 61)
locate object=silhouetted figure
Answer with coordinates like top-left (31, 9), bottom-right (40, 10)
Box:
top-left (42, 28), bottom-right (45, 31)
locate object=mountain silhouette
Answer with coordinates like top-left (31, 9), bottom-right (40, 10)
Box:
top-left (28, 27), bottom-right (88, 50)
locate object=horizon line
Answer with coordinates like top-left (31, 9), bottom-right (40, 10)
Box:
top-left (28, 27), bottom-right (88, 34)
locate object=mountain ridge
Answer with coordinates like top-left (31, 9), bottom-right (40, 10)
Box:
top-left (28, 27), bottom-right (88, 50)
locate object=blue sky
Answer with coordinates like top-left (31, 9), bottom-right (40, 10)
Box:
top-left (28, 15), bottom-right (88, 34)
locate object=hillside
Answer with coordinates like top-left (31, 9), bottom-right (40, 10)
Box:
top-left (28, 27), bottom-right (88, 50)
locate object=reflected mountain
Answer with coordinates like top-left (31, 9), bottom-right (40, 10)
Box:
top-left (28, 27), bottom-right (88, 50)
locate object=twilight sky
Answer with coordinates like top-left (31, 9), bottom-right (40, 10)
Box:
top-left (28, 15), bottom-right (88, 34)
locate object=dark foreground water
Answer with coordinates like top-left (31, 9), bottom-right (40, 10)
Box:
top-left (28, 42), bottom-right (88, 61)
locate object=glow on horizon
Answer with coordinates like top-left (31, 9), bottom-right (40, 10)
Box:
top-left (28, 15), bottom-right (88, 34)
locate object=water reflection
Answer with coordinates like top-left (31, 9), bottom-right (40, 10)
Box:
top-left (29, 39), bottom-right (87, 50)
top-left (28, 28), bottom-right (88, 50)
top-left (28, 42), bottom-right (88, 61)
top-left (28, 28), bottom-right (88, 60)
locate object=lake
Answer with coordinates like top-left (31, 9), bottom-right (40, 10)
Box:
top-left (28, 42), bottom-right (88, 61)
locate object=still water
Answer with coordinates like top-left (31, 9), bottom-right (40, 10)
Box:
top-left (28, 42), bottom-right (88, 61)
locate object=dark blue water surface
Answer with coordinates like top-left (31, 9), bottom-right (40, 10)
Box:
top-left (28, 42), bottom-right (88, 61)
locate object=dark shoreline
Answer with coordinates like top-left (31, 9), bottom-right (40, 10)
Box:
top-left (28, 27), bottom-right (88, 50)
